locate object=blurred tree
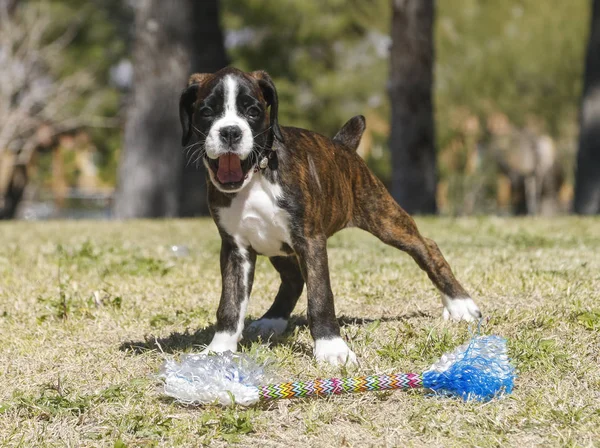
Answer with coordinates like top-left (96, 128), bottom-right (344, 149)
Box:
top-left (36, 0), bottom-right (133, 186)
top-left (114, 0), bottom-right (227, 218)
top-left (0, 0), bottom-right (122, 218)
top-left (574, 0), bottom-right (600, 214)
top-left (388, 0), bottom-right (437, 214)
top-left (3, 0), bottom-right (590, 217)
top-left (222, 0), bottom-right (390, 137)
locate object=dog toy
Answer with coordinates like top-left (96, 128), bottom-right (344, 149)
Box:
top-left (159, 335), bottom-right (514, 407)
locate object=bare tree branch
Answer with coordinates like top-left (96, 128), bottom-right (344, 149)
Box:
top-left (0, 2), bottom-right (114, 163)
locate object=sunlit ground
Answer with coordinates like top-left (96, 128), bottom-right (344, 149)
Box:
top-left (1, 217), bottom-right (599, 447)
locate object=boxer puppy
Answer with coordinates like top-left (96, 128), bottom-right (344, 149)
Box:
top-left (179, 67), bottom-right (481, 365)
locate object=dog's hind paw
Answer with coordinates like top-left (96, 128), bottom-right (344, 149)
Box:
top-left (314, 337), bottom-right (357, 366)
top-left (246, 318), bottom-right (288, 339)
top-left (442, 296), bottom-right (482, 322)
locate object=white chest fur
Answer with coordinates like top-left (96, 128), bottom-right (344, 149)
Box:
top-left (217, 175), bottom-right (292, 257)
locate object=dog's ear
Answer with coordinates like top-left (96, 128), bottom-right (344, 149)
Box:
top-left (333, 115), bottom-right (366, 152)
top-left (179, 74), bottom-right (210, 147)
top-left (251, 71), bottom-right (284, 142)
top-left (179, 84), bottom-right (199, 147)
top-left (188, 73), bottom-right (210, 86)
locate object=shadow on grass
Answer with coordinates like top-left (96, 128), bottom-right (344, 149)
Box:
top-left (119, 310), bottom-right (430, 355)
top-left (286, 310), bottom-right (431, 332)
top-left (119, 325), bottom-right (216, 355)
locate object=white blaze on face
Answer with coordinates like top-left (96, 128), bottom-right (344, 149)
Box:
top-left (204, 75), bottom-right (254, 160)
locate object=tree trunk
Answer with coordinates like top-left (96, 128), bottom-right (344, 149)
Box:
top-left (574, 0), bottom-right (600, 214)
top-left (0, 164), bottom-right (27, 220)
top-left (0, 0), bottom-right (23, 219)
top-left (388, 0), bottom-right (437, 214)
top-left (114, 0), bottom-right (227, 219)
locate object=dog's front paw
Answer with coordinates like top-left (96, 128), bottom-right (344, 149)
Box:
top-left (442, 296), bottom-right (482, 322)
top-left (314, 337), bottom-right (357, 366)
top-left (246, 318), bottom-right (288, 339)
top-left (201, 332), bottom-right (238, 354)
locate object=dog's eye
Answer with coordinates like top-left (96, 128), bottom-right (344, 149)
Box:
top-left (246, 107), bottom-right (260, 118)
top-left (199, 107), bottom-right (214, 118)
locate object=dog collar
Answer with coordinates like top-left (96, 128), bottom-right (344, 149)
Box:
top-left (255, 151), bottom-right (275, 173)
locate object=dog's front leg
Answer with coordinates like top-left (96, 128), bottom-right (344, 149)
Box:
top-left (296, 236), bottom-right (357, 366)
top-left (203, 239), bottom-right (256, 353)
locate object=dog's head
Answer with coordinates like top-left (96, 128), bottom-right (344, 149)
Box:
top-left (179, 67), bottom-right (284, 193)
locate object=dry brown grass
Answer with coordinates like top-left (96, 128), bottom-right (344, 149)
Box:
top-left (1, 217), bottom-right (599, 447)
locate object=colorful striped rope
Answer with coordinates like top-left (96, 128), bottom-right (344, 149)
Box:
top-left (256, 372), bottom-right (423, 401)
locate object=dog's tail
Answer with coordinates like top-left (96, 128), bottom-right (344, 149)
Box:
top-left (333, 115), bottom-right (366, 152)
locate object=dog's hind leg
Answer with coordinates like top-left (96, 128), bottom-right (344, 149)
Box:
top-left (354, 173), bottom-right (481, 321)
top-left (246, 256), bottom-right (304, 338)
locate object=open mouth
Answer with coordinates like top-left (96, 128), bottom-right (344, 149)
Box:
top-left (207, 153), bottom-right (252, 188)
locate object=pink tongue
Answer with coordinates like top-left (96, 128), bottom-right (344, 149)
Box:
top-left (217, 154), bottom-right (244, 183)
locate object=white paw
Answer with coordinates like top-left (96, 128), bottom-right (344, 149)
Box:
top-left (314, 337), bottom-right (357, 366)
top-left (246, 318), bottom-right (288, 338)
top-left (442, 296), bottom-right (482, 322)
top-left (201, 332), bottom-right (238, 354)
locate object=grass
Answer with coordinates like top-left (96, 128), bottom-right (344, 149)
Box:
top-left (0, 217), bottom-right (599, 447)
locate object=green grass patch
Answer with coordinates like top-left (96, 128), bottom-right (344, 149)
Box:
top-left (0, 217), bottom-right (599, 447)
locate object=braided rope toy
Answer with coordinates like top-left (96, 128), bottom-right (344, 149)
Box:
top-left (159, 335), bottom-right (515, 406)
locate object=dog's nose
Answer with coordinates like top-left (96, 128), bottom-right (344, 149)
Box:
top-left (219, 126), bottom-right (242, 145)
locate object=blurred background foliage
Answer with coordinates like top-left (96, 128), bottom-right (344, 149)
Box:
top-left (10, 0), bottom-right (590, 215)
top-left (434, 0), bottom-right (587, 213)
top-left (40, 0), bottom-right (132, 187)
